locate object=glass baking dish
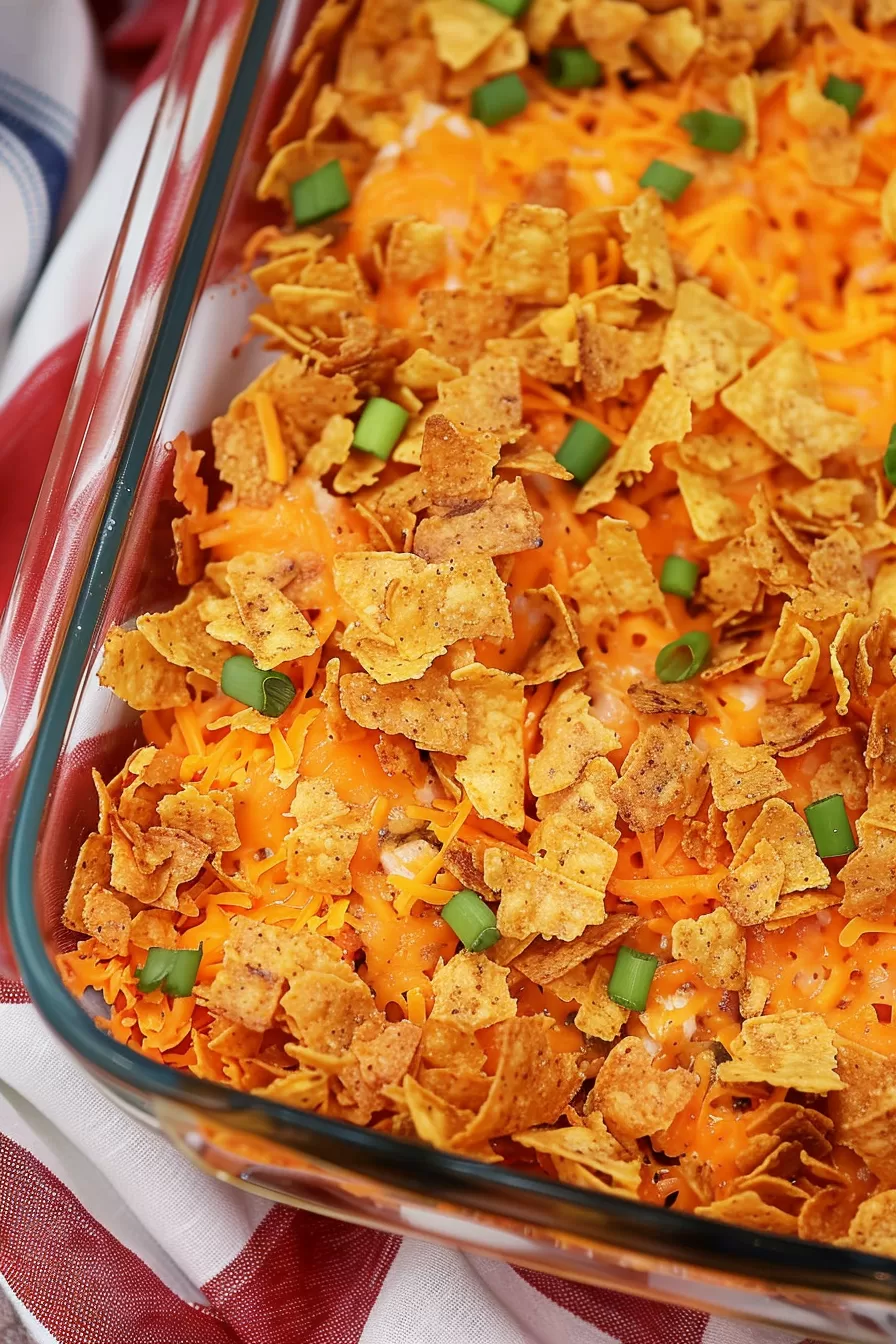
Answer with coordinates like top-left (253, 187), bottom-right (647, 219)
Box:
top-left (3, 2), bottom-right (896, 1336)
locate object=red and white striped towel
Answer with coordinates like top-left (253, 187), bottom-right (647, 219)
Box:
top-left (0, 4), bottom-right (813, 1341)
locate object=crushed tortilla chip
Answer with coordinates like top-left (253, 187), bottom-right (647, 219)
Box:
top-left (484, 846), bottom-right (606, 941)
top-left (661, 281), bottom-right (769, 410)
top-left (840, 819), bottom-right (896, 919)
top-left (424, 0), bottom-right (510, 71)
top-left (568, 518), bottom-right (664, 626)
top-left (727, 71), bottom-right (758, 158)
top-left (437, 354), bottom-right (522, 434)
top-left (536, 757), bottom-right (619, 845)
top-left (572, 0), bottom-right (649, 75)
top-left (718, 839), bottom-right (784, 925)
top-left (695, 1192), bottom-right (798, 1236)
top-left (671, 907), bottom-right (746, 990)
top-left (611, 718), bottom-right (703, 832)
top-left (204, 552), bottom-right (319, 669)
top-left (574, 963), bottom-right (630, 1040)
top-left (98, 627), bottom-right (190, 711)
top-left (513, 1115), bottom-right (641, 1192)
top-left (672, 459), bottom-right (744, 542)
top-left (471, 204), bottom-right (569, 305)
top-left (627, 677), bottom-right (708, 716)
top-left (453, 664), bottom-right (525, 830)
top-left (524, 0), bottom-right (572, 52)
top-left (430, 953), bottom-right (517, 1031)
top-left (137, 584), bottom-right (235, 682)
top-left (842, 1192), bottom-right (896, 1257)
top-left (595, 1036), bottom-right (698, 1140)
top-left (730, 799), bottom-right (830, 895)
top-left (721, 340), bottom-right (863, 480)
top-left (576, 373), bottom-right (692, 511)
top-left (637, 8), bottom-right (703, 77)
top-left (394, 349), bottom-right (462, 395)
top-left (81, 885), bottom-right (131, 956)
top-left (384, 217), bottom-right (446, 284)
top-left (520, 586), bottom-right (583, 685)
top-left (418, 413), bottom-right (501, 510)
top-left (529, 674), bottom-right (620, 796)
top-left (529, 813), bottom-right (618, 894)
top-left (788, 69), bottom-right (861, 189)
top-left (157, 786), bottom-right (240, 851)
top-left (413, 479), bottom-right (542, 563)
top-left (339, 664), bottom-right (468, 754)
top-left (719, 1011), bottom-right (843, 1092)
top-left (452, 1017), bottom-right (582, 1145)
top-left (285, 778), bottom-right (370, 895)
top-left (759, 702), bottom-right (826, 752)
top-left (708, 743), bottom-right (787, 812)
top-left (619, 190), bottom-right (677, 310)
top-left (740, 973), bottom-right (771, 1020)
top-left (577, 312), bottom-right (665, 403)
top-left (420, 289), bottom-right (513, 371)
top-left (201, 918), bottom-right (336, 1032)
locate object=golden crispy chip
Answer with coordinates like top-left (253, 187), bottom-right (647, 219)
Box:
top-left (444, 27), bottom-right (529, 100)
top-left (524, 0), bottom-right (572, 51)
top-left (157, 786), bottom-right (240, 851)
top-left (499, 437), bottom-right (572, 482)
top-left (98, 627), bottom-right (190, 711)
top-left (577, 313), bottom-right (665, 403)
top-left (401, 1075), bottom-right (476, 1151)
top-left (484, 846), bottom-right (606, 941)
top-left (812, 738), bottom-right (868, 813)
top-left (336, 552), bottom-right (512, 683)
top-left (759, 702), bottom-right (826, 752)
top-left (701, 537), bottom-right (761, 627)
top-left (304, 415), bottom-right (354, 478)
top-left (437, 354), bottom-right (522, 434)
top-left (453, 1017), bottom-right (582, 1145)
top-left (137, 586), bottom-right (235, 682)
top-left (727, 72), bottom-right (758, 158)
top-left (453, 664), bottom-right (526, 830)
top-left (202, 918), bottom-right (339, 1032)
top-left (611, 718), bottom-right (703, 833)
top-left (63, 833), bottom-right (112, 934)
top-left (515, 1115), bottom-right (641, 1191)
top-left (339, 665), bottom-right (468, 754)
top-left (596, 1037), bottom-right (698, 1140)
top-left (809, 527), bottom-right (869, 607)
top-left (718, 1011), bottom-right (843, 1093)
top-left (384, 218), bottom-right (446, 285)
top-left (671, 907), bottom-right (746, 991)
top-left (421, 1017), bottom-right (486, 1073)
top-left (474, 205), bottom-right (569, 306)
top-left (718, 839), bottom-right (784, 925)
top-left (270, 279), bottom-right (364, 337)
top-left (285, 779), bottom-right (370, 895)
top-left (289, 0), bottom-right (356, 76)
top-left (418, 413), bottom-right (501, 509)
top-left (788, 70), bottom-right (860, 189)
top-left (672, 460), bottom-right (744, 542)
top-left (519, 585), bottom-right (582, 685)
top-left (205, 552), bottom-right (319, 669)
top-left (414, 479), bottom-right (542, 564)
top-left (619, 190), bottom-right (677, 309)
top-left (799, 1187), bottom-right (858, 1244)
top-left (424, 0), bottom-right (510, 70)
top-left (529, 813), bottom-right (617, 893)
top-left (828, 1039), bottom-right (896, 1187)
top-left (572, 0), bottom-right (648, 74)
top-left (529, 674), bottom-right (620, 797)
top-left (740, 973), bottom-right (771, 1020)
top-left (695, 1192), bottom-right (798, 1236)
top-left (536, 757), bottom-right (619, 845)
top-left (81, 885), bottom-right (131, 957)
top-left (576, 373), bottom-right (691, 511)
top-left (765, 890), bottom-right (838, 928)
top-left (637, 8), bottom-right (703, 77)
top-left (787, 477), bottom-right (863, 525)
top-left (394, 349), bottom-right (462, 395)
top-left (282, 969), bottom-right (376, 1055)
top-left (627, 677), bottom-right (708, 716)
top-left (129, 909), bottom-right (177, 951)
top-left (839, 819), bottom-right (896, 919)
top-left (731, 799), bottom-right (830, 895)
top-left (708, 743), bottom-right (787, 812)
top-left (721, 341), bottom-right (863, 481)
top-left (420, 290), bottom-right (514, 372)
top-left (574, 963), bottom-right (629, 1040)
top-left (568, 518), bottom-right (664, 625)
top-left (514, 915), bottom-right (639, 986)
top-left (109, 817), bottom-right (208, 909)
top-left (661, 281), bottom-right (769, 410)
top-left (430, 954), bottom-right (516, 1031)
top-left (680, 803), bottom-right (728, 869)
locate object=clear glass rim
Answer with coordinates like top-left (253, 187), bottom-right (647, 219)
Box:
top-left (6, 0), bottom-right (896, 1305)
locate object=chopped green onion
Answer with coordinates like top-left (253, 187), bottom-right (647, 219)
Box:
top-left (546, 47), bottom-right (602, 90)
top-left (137, 946), bottom-right (203, 998)
top-left (353, 398), bottom-right (409, 460)
top-left (660, 555), bottom-right (700, 600)
top-left (479, 0), bottom-right (530, 15)
top-left (556, 419), bottom-right (611, 484)
top-left (655, 631), bottom-right (712, 682)
top-left (441, 888), bottom-right (500, 953)
top-left (822, 74), bottom-right (863, 118)
top-left (221, 655), bottom-right (296, 717)
top-left (805, 795), bottom-right (856, 859)
top-left (290, 159), bottom-right (351, 227)
top-left (884, 424), bottom-right (896, 486)
top-left (638, 159), bottom-right (694, 204)
top-left (471, 73), bottom-right (529, 128)
top-left (679, 109), bottom-right (745, 154)
top-left (608, 946), bottom-right (659, 1013)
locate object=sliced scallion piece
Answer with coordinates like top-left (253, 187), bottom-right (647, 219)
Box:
top-left (660, 556), bottom-right (700, 600)
top-left (137, 946), bottom-right (203, 998)
top-left (884, 424), bottom-right (896, 486)
top-left (655, 631), bottom-right (712, 682)
top-left (805, 795), bottom-right (856, 859)
top-left (221, 655), bottom-right (296, 717)
top-left (442, 888), bottom-right (500, 953)
top-left (608, 946), bottom-right (659, 1012)
top-left (479, 0), bottom-right (530, 15)
top-left (555, 419), bottom-right (611, 484)
top-left (353, 398), bottom-right (409, 460)
top-left (546, 47), bottom-right (602, 90)
top-left (290, 160), bottom-right (351, 227)
top-left (471, 73), bottom-right (529, 128)
top-left (822, 74), bottom-right (863, 118)
top-left (679, 109), bottom-right (745, 153)
top-left (638, 159), bottom-right (694, 203)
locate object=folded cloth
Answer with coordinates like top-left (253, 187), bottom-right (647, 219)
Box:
top-left (0, 6), bottom-right (813, 1343)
